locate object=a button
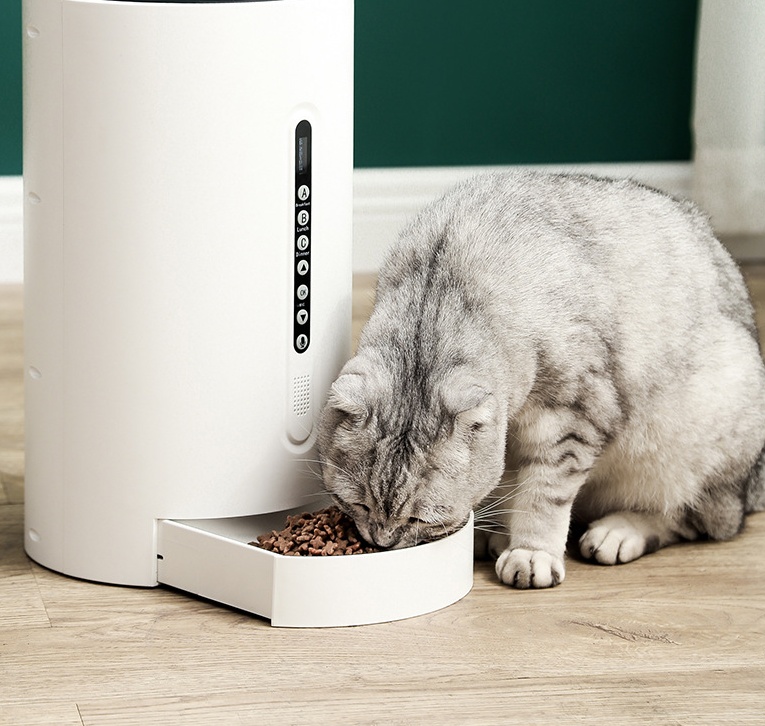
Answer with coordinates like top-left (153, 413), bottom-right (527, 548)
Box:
top-left (296, 334), bottom-right (309, 350)
top-left (296, 309), bottom-right (308, 325)
top-left (297, 209), bottom-right (309, 226)
top-left (296, 284), bottom-right (309, 300)
top-left (297, 185), bottom-right (310, 201)
top-left (296, 259), bottom-right (309, 276)
top-left (297, 234), bottom-right (309, 251)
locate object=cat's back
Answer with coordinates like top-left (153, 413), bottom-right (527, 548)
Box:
top-left (388, 171), bottom-right (726, 280)
top-left (378, 170), bottom-right (753, 337)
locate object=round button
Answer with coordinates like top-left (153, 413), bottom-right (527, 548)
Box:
top-left (297, 234), bottom-right (309, 251)
top-left (296, 334), bottom-right (309, 350)
top-left (296, 309), bottom-right (308, 325)
top-left (297, 209), bottom-right (309, 226)
top-left (296, 284), bottom-right (309, 300)
top-left (296, 259), bottom-right (309, 276)
top-left (297, 185), bottom-right (310, 201)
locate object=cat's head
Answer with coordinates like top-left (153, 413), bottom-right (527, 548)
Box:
top-left (317, 354), bottom-right (506, 549)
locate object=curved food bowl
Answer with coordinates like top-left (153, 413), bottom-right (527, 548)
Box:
top-left (157, 510), bottom-right (474, 628)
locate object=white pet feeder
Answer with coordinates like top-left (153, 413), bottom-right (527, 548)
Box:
top-left (22, 0), bottom-right (473, 627)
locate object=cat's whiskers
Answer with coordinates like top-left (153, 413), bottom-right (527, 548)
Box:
top-left (296, 457), bottom-right (354, 478)
top-left (474, 478), bottom-right (529, 529)
top-left (505, 428), bottom-right (524, 446)
top-left (493, 472), bottom-right (523, 490)
top-left (296, 458), bottom-right (358, 493)
top-left (476, 502), bottom-right (526, 519)
top-left (299, 489), bottom-right (332, 501)
top-left (473, 524), bottom-right (509, 536)
top-left (480, 486), bottom-right (521, 509)
top-left (297, 462), bottom-right (324, 483)
top-left (476, 483), bottom-right (525, 519)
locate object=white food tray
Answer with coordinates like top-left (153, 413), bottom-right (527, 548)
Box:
top-left (157, 510), bottom-right (474, 628)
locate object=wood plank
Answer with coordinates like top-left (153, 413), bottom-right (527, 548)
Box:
top-left (0, 504), bottom-right (50, 630)
top-left (0, 703), bottom-right (84, 726)
top-left (73, 669), bottom-right (765, 726)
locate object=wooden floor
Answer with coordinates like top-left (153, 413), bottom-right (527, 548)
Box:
top-left (2, 271), bottom-right (765, 725)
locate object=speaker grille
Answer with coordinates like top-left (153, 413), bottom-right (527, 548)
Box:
top-left (292, 375), bottom-right (311, 416)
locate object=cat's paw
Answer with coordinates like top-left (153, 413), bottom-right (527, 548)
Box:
top-left (579, 516), bottom-right (654, 565)
top-left (495, 548), bottom-right (565, 589)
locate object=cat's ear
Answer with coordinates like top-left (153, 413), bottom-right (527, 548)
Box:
top-left (326, 372), bottom-right (371, 426)
top-left (441, 375), bottom-right (495, 432)
top-left (441, 374), bottom-right (491, 415)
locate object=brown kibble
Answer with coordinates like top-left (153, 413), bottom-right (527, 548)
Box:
top-left (249, 506), bottom-right (381, 557)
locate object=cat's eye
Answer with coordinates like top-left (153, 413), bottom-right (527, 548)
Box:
top-left (469, 421), bottom-right (484, 433)
top-left (342, 411), bottom-right (369, 430)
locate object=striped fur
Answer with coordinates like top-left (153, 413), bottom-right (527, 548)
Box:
top-left (317, 171), bottom-right (765, 588)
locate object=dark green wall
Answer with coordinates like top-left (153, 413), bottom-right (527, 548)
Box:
top-left (0, 0), bottom-right (22, 175)
top-left (356, 0), bottom-right (699, 167)
top-left (0, 0), bottom-right (698, 175)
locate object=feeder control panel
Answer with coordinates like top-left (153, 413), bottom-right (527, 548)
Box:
top-left (286, 120), bottom-right (315, 446)
top-left (293, 120), bottom-right (312, 354)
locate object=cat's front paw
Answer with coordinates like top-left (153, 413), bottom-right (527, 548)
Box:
top-left (495, 548), bottom-right (565, 589)
top-left (579, 515), bottom-right (655, 565)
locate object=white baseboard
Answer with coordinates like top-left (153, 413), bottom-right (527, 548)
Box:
top-left (0, 176), bottom-right (23, 284)
top-left (5, 161), bottom-right (760, 284)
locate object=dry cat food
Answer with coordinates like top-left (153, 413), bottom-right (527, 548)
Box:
top-left (250, 506), bottom-right (382, 556)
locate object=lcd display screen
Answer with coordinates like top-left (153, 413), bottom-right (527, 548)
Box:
top-left (297, 136), bottom-right (310, 176)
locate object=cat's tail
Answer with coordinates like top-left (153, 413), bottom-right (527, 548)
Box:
top-left (745, 442), bottom-right (765, 513)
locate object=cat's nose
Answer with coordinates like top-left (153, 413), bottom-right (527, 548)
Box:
top-left (369, 523), bottom-right (401, 549)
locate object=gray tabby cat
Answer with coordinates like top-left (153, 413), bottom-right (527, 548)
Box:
top-left (317, 170), bottom-right (765, 588)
